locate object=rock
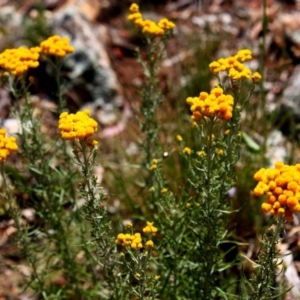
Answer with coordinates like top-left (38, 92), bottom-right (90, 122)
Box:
top-left (0, 5), bottom-right (22, 45)
top-left (266, 129), bottom-right (288, 166)
top-left (276, 65), bottom-right (300, 140)
top-left (49, 5), bottom-right (122, 124)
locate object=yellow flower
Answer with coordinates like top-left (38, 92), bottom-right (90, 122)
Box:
top-left (40, 35), bottom-right (74, 57)
top-left (129, 3), bottom-right (139, 13)
top-left (254, 162), bottom-right (300, 221)
top-left (186, 87), bottom-right (234, 121)
top-left (176, 134), bottom-right (183, 142)
top-left (142, 20), bottom-right (164, 36)
top-left (149, 186), bottom-right (155, 192)
top-left (209, 61), bottom-right (221, 74)
top-left (252, 72), bottom-right (262, 83)
top-left (150, 164), bottom-right (157, 170)
top-left (183, 147), bottom-right (192, 155)
top-left (58, 110), bottom-right (98, 145)
top-left (197, 150), bottom-right (206, 157)
top-left (128, 4), bottom-right (175, 37)
top-left (157, 18), bottom-right (175, 30)
top-left (124, 221), bottom-right (133, 228)
top-left (143, 222), bottom-right (158, 235)
top-left (217, 149), bottom-right (224, 155)
top-left (0, 129), bottom-right (18, 161)
top-left (0, 46), bottom-right (41, 76)
top-left (127, 12), bottom-right (143, 21)
top-left (131, 233), bottom-right (143, 250)
top-left (236, 49), bottom-right (252, 62)
top-left (115, 231), bottom-right (144, 250)
top-left (145, 240), bottom-right (154, 248)
top-left (115, 233), bottom-right (134, 246)
top-left (209, 49), bottom-right (255, 82)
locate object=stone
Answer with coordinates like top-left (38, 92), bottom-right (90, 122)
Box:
top-left (49, 5), bottom-right (122, 119)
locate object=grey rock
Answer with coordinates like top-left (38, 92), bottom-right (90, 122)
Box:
top-left (49, 5), bottom-right (122, 112)
top-left (276, 65), bottom-right (300, 140)
top-left (266, 130), bottom-right (288, 167)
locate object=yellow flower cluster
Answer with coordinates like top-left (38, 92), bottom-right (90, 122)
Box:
top-left (0, 35), bottom-right (74, 77)
top-left (40, 35), bottom-right (74, 57)
top-left (186, 86), bottom-right (234, 121)
top-left (0, 46), bottom-right (40, 76)
top-left (183, 147), bottom-right (192, 155)
top-left (0, 128), bottom-right (18, 162)
top-left (116, 233), bottom-right (143, 250)
top-left (116, 222), bottom-right (157, 250)
top-left (209, 49), bottom-right (261, 82)
top-left (253, 161), bottom-right (300, 221)
top-left (150, 158), bottom-right (158, 170)
top-left (58, 110), bottom-right (98, 146)
top-left (143, 221), bottom-right (158, 235)
top-left (128, 3), bottom-right (175, 36)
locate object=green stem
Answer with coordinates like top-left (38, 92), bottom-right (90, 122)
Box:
top-left (250, 216), bottom-right (284, 300)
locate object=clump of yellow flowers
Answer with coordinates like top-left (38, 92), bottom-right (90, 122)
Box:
top-left (0, 128), bottom-right (18, 162)
top-left (128, 3), bottom-right (175, 36)
top-left (116, 222), bottom-right (157, 250)
top-left (253, 161), bottom-right (300, 221)
top-left (58, 110), bottom-right (98, 147)
top-left (186, 86), bottom-right (234, 121)
top-left (209, 49), bottom-right (261, 82)
top-left (186, 49), bottom-right (261, 122)
top-left (0, 46), bottom-right (41, 76)
top-left (40, 35), bottom-right (74, 57)
top-left (0, 35), bottom-right (74, 77)
top-left (143, 221), bottom-right (158, 235)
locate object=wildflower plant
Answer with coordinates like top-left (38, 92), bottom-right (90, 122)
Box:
top-left (128, 3), bottom-right (175, 167)
top-left (243, 161), bottom-right (300, 299)
top-left (0, 3), bottom-right (293, 299)
top-left (58, 109), bottom-right (120, 298)
top-left (115, 221), bottom-right (159, 299)
top-left (139, 43), bottom-right (262, 297)
top-left (0, 36), bottom-right (93, 298)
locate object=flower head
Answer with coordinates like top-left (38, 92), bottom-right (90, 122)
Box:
top-left (58, 110), bottom-right (98, 146)
top-left (145, 240), bottom-right (154, 248)
top-left (0, 46), bottom-right (41, 76)
top-left (128, 3), bottom-right (175, 36)
top-left (143, 222), bottom-right (158, 235)
top-left (176, 134), bottom-right (183, 142)
top-left (40, 35), bottom-right (74, 57)
top-left (131, 233), bottom-right (143, 250)
top-left (209, 49), bottom-right (260, 83)
top-left (115, 233), bottom-right (134, 246)
top-left (186, 87), bottom-right (234, 121)
top-left (124, 220), bottom-right (133, 228)
top-left (129, 3), bottom-right (139, 13)
top-left (115, 232), bottom-right (143, 250)
top-left (0, 128), bottom-right (18, 162)
top-left (183, 147), bottom-right (192, 155)
top-left (253, 162), bottom-right (300, 221)
top-left (252, 72), bottom-right (262, 83)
